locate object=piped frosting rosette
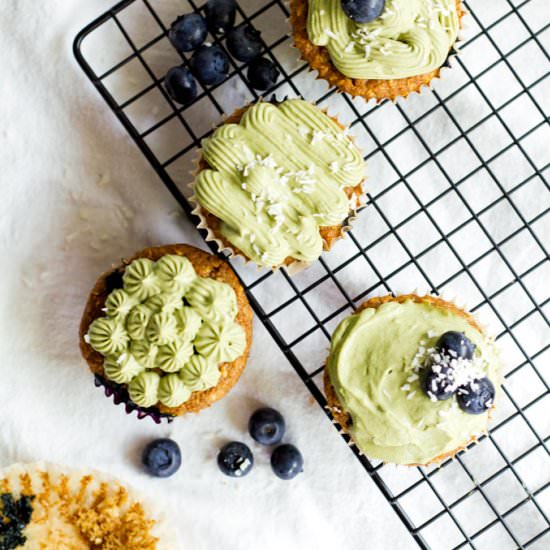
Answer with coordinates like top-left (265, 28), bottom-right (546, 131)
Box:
top-left (190, 98), bottom-right (366, 272)
top-left (80, 245), bottom-right (253, 418)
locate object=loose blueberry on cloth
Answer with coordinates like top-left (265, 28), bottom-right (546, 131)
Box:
top-left (217, 441), bottom-right (254, 477)
top-left (142, 438), bottom-right (182, 478)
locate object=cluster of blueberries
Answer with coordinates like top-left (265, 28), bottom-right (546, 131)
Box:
top-left (141, 407), bottom-right (303, 481)
top-left (164, 0), bottom-right (280, 106)
top-left (421, 331), bottom-right (496, 415)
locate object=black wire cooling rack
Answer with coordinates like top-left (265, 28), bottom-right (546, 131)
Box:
top-left (74, 0), bottom-right (550, 547)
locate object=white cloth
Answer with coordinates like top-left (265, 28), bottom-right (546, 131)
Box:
top-left (0, 1), bottom-right (412, 548)
top-left (1, 0), bottom-right (548, 549)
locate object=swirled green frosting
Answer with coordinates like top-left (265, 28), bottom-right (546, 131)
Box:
top-left (194, 99), bottom-right (365, 267)
top-left (306, 0), bottom-right (459, 80)
top-left (327, 300), bottom-right (502, 465)
top-left (86, 254), bottom-right (247, 409)
top-left (128, 371), bottom-right (160, 408)
top-left (159, 374), bottom-right (192, 407)
top-left (179, 355), bottom-right (221, 391)
top-left (194, 321), bottom-right (247, 364)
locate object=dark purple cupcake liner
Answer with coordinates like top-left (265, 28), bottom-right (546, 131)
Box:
top-left (94, 374), bottom-right (174, 424)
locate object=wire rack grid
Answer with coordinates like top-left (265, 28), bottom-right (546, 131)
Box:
top-left (73, 0), bottom-right (550, 548)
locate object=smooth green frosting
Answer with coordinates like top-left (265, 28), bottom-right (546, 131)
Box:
top-left (128, 371), bottom-right (160, 408)
top-left (86, 254), bottom-right (247, 409)
top-left (306, 0), bottom-right (459, 80)
top-left (158, 374), bottom-right (191, 407)
top-left (179, 355), bottom-right (221, 391)
top-left (194, 99), bottom-right (364, 267)
top-left (327, 300), bottom-right (502, 465)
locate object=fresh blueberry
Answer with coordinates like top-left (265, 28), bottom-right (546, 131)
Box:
top-left (168, 13), bottom-right (208, 52)
top-left (422, 363), bottom-right (456, 401)
top-left (205, 0), bottom-right (236, 34)
top-left (226, 24), bottom-right (262, 62)
top-left (436, 331), bottom-right (476, 360)
top-left (217, 441), bottom-right (254, 477)
top-left (247, 57), bottom-right (280, 90)
top-left (456, 377), bottom-right (495, 415)
top-left (190, 44), bottom-right (230, 86)
top-left (165, 66), bottom-right (198, 105)
top-left (271, 444), bottom-right (304, 480)
top-left (340, 0), bottom-right (385, 23)
top-left (142, 438), bottom-right (181, 478)
top-left (249, 407), bottom-right (285, 445)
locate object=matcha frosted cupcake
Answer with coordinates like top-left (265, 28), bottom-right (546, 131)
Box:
top-left (0, 462), bottom-right (177, 549)
top-left (191, 98), bottom-right (365, 270)
top-left (290, 0), bottom-right (463, 102)
top-left (80, 244), bottom-right (253, 420)
top-left (326, 294), bottom-right (502, 465)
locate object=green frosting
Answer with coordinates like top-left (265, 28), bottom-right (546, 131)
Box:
top-left (194, 99), bottom-right (364, 267)
top-left (128, 371), bottom-right (160, 408)
top-left (327, 300), bottom-right (502, 465)
top-left (306, 0), bottom-right (459, 80)
top-left (179, 355), bottom-right (221, 391)
top-left (86, 254), bottom-right (247, 409)
top-left (103, 353), bottom-right (144, 384)
top-left (156, 340), bottom-right (194, 373)
top-left (158, 374), bottom-right (191, 407)
top-left (194, 321), bottom-right (247, 364)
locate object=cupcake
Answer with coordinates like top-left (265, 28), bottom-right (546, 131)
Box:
top-left (0, 462), bottom-right (177, 549)
top-left (80, 244), bottom-right (253, 420)
top-left (191, 98), bottom-right (365, 270)
top-left (325, 294), bottom-right (503, 466)
top-left (290, 0), bottom-right (464, 102)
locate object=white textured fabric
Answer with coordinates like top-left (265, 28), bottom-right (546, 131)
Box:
top-left (0, 1), bottom-right (412, 548)
top-left (1, 0), bottom-right (548, 549)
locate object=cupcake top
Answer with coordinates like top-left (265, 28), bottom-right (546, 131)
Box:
top-left (327, 298), bottom-right (502, 465)
top-left (307, 0), bottom-right (460, 80)
top-left (194, 99), bottom-right (365, 267)
top-left (85, 254), bottom-right (247, 410)
top-left (0, 463), bottom-right (175, 549)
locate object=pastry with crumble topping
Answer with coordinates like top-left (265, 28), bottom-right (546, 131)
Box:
top-left (0, 462), bottom-right (178, 549)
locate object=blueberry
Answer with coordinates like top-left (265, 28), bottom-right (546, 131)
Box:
top-left (141, 438), bottom-right (181, 478)
top-left (247, 57), bottom-right (280, 91)
top-left (205, 0), bottom-right (236, 34)
top-left (436, 331), bottom-right (476, 360)
top-left (168, 13), bottom-right (207, 52)
top-left (457, 377), bottom-right (495, 415)
top-left (165, 66), bottom-right (198, 105)
top-left (226, 24), bottom-right (262, 63)
top-left (422, 363), bottom-right (456, 401)
top-left (271, 444), bottom-right (303, 480)
top-left (249, 407), bottom-right (285, 445)
top-left (217, 441), bottom-right (254, 477)
top-left (190, 44), bottom-right (230, 86)
top-left (340, 0), bottom-right (385, 23)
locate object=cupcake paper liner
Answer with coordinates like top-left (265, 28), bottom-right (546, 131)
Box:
top-left (188, 97), bottom-right (367, 275)
top-left (322, 291), bottom-right (502, 467)
top-left (287, 0), bottom-right (467, 104)
top-left (0, 462), bottom-right (179, 549)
